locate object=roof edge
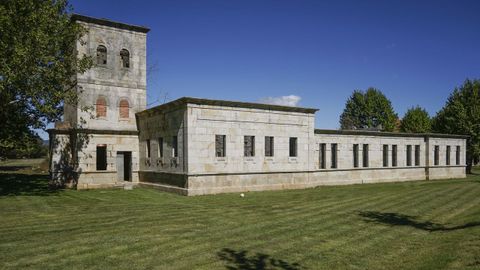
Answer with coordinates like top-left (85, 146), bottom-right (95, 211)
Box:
top-left (137, 97), bottom-right (319, 116)
top-left (71, 13), bottom-right (150, 33)
top-left (314, 129), bottom-right (469, 139)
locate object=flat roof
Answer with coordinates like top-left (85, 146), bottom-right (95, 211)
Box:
top-left (71, 14), bottom-right (150, 33)
top-left (137, 97), bottom-right (319, 116)
top-left (314, 129), bottom-right (469, 139)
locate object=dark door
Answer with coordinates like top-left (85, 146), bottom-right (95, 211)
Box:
top-left (117, 151), bottom-right (132, 181)
top-left (123, 152), bottom-right (132, 181)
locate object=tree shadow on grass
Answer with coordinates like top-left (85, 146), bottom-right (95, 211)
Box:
top-left (358, 211), bottom-right (480, 232)
top-left (0, 172), bottom-right (58, 196)
top-left (217, 248), bottom-right (306, 270)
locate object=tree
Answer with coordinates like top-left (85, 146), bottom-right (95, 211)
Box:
top-left (400, 106), bottom-right (431, 133)
top-left (4, 133), bottom-right (48, 159)
top-left (432, 79), bottom-right (480, 174)
top-left (0, 0), bottom-right (92, 158)
top-left (340, 88), bottom-right (398, 131)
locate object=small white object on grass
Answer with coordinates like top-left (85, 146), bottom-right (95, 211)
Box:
top-left (240, 193), bottom-right (245, 197)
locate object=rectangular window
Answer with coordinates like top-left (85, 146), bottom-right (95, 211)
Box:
top-left (215, 135), bottom-right (226, 157)
top-left (172, 136), bottom-right (178, 158)
top-left (434, 145), bottom-right (439, 165)
top-left (406, 145), bottom-right (412, 166)
top-left (456, 146), bottom-right (461, 165)
top-left (362, 144), bottom-right (369, 167)
top-left (331, 143), bottom-right (338, 169)
top-left (146, 139), bottom-right (151, 158)
top-left (353, 144), bottom-right (359, 168)
top-left (392, 145), bottom-right (397, 167)
top-left (319, 143), bottom-right (326, 169)
top-left (265, 136), bottom-right (274, 157)
top-left (446, 145), bottom-right (451, 165)
top-left (96, 145), bottom-right (107, 171)
top-left (244, 136), bottom-right (255, 157)
top-left (158, 137), bottom-right (163, 158)
top-left (289, 137), bottom-right (298, 157)
top-left (415, 145), bottom-right (420, 166)
top-left (382, 144), bottom-right (389, 167)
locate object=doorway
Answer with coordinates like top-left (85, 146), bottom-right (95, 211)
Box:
top-left (116, 151), bottom-right (132, 181)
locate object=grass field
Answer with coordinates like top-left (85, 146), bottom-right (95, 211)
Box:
top-left (0, 160), bottom-right (479, 270)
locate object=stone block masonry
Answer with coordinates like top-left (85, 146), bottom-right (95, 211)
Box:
top-left (48, 14), bottom-right (468, 194)
top-left (137, 98), bottom-right (467, 196)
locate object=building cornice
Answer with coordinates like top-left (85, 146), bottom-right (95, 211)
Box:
top-left (137, 97), bottom-right (319, 117)
top-left (314, 129), bottom-right (469, 139)
top-left (48, 129), bottom-right (139, 136)
top-left (71, 14), bottom-right (150, 33)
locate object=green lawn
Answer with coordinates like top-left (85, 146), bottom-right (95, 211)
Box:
top-left (0, 163), bottom-right (479, 270)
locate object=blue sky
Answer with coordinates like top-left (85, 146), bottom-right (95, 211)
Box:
top-left (60, 0), bottom-right (480, 137)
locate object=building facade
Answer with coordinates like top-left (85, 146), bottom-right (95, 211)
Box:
top-left (136, 99), bottom-right (466, 195)
top-left (49, 15), bottom-right (467, 195)
top-left (49, 14), bottom-right (149, 188)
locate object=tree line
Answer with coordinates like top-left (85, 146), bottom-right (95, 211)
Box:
top-left (339, 81), bottom-right (480, 173)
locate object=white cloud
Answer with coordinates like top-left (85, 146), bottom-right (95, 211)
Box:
top-left (259, 95), bottom-right (301, 107)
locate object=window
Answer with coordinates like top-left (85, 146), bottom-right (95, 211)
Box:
top-left (362, 144), bottom-right (369, 167)
top-left (382, 145), bottom-right (389, 167)
top-left (146, 139), bottom-right (151, 158)
top-left (244, 136), bottom-right (255, 157)
top-left (172, 136), bottom-right (178, 158)
top-left (265, 136), bottom-right (274, 157)
top-left (456, 146), bottom-right (461, 165)
top-left (158, 137), bottom-right (163, 158)
top-left (215, 135), bottom-right (226, 157)
top-left (96, 145), bottom-right (107, 170)
top-left (406, 145), bottom-right (412, 166)
top-left (392, 145), bottom-right (397, 167)
top-left (96, 45), bottom-right (107, 65)
top-left (353, 144), bottom-right (359, 168)
top-left (415, 145), bottom-right (420, 166)
top-left (331, 143), bottom-right (338, 169)
top-left (120, 49), bottom-right (130, 68)
top-left (289, 137), bottom-right (298, 157)
top-left (96, 97), bottom-right (107, 118)
top-left (446, 145), bottom-right (451, 165)
top-left (434, 145), bottom-right (439, 165)
top-left (319, 143), bottom-right (326, 169)
top-left (119, 99), bottom-right (129, 118)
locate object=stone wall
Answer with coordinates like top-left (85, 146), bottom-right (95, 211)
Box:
top-left (313, 133), bottom-right (427, 170)
top-left (76, 134), bottom-right (140, 188)
top-left (180, 131), bottom-right (467, 195)
top-left (49, 130), bottom-right (140, 189)
top-left (186, 103), bottom-right (316, 174)
top-left (135, 100), bottom-right (468, 196)
top-left (186, 168), bottom-right (427, 196)
top-left (66, 20), bottom-right (147, 131)
top-left (427, 137), bottom-right (467, 179)
top-left (49, 16), bottom-right (148, 189)
top-left (137, 107), bottom-right (187, 175)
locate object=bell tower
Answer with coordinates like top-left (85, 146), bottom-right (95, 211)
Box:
top-left (65, 14), bottom-right (149, 130)
top-left (50, 14), bottom-right (150, 189)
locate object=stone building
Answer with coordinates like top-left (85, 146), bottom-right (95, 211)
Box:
top-left (49, 15), bottom-right (467, 195)
top-left (49, 14), bottom-right (148, 188)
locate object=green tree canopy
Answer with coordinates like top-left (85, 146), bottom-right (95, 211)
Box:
top-left (432, 79), bottom-right (480, 173)
top-left (340, 88), bottom-right (398, 131)
top-left (0, 0), bottom-right (92, 157)
top-left (400, 106), bottom-right (431, 133)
